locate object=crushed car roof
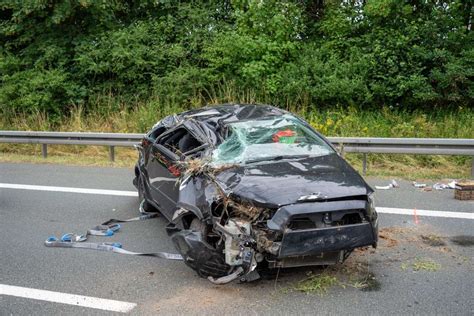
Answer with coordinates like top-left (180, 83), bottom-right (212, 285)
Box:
top-left (180, 104), bottom-right (287, 125)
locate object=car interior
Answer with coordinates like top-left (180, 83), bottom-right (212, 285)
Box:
top-left (158, 128), bottom-right (203, 157)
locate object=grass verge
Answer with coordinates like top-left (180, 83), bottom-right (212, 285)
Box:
top-left (0, 147), bottom-right (137, 168)
top-left (1, 100), bottom-right (473, 178)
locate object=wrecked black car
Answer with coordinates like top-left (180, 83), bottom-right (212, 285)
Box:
top-left (134, 104), bottom-right (378, 284)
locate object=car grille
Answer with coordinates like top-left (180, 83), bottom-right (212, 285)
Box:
top-left (287, 209), bottom-right (365, 230)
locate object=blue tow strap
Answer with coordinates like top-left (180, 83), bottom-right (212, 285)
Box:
top-left (44, 200), bottom-right (183, 261)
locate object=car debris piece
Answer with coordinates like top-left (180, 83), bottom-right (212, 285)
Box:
top-left (433, 183), bottom-right (448, 190)
top-left (447, 181), bottom-right (456, 189)
top-left (412, 182), bottom-right (427, 188)
top-left (134, 104), bottom-right (379, 283)
top-left (432, 180), bottom-right (457, 191)
top-left (375, 179), bottom-right (399, 190)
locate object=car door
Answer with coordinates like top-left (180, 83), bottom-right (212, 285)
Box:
top-left (146, 125), bottom-right (206, 219)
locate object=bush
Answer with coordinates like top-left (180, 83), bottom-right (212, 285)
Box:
top-left (0, 1), bottom-right (472, 116)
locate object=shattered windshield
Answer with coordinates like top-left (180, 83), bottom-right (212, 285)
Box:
top-left (212, 114), bottom-right (334, 164)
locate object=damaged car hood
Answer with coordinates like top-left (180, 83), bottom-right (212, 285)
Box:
top-left (215, 154), bottom-right (371, 208)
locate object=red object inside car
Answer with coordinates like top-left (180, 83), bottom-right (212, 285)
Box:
top-left (272, 129), bottom-right (296, 142)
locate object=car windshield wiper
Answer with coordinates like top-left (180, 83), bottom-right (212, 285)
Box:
top-left (244, 154), bottom-right (310, 164)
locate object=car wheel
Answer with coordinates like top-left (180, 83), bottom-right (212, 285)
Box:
top-left (184, 218), bottom-right (230, 278)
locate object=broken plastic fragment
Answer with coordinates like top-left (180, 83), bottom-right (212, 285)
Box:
top-left (432, 180), bottom-right (457, 190)
top-left (433, 183), bottom-right (448, 190)
top-left (208, 267), bottom-right (244, 284)
top-left (375, 179), bottom-right (399, 190)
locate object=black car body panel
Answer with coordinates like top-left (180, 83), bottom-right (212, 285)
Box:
top-left (279, 222), bottom-right (377, 257)
top-left (134, 104), bottom-right (378, 283)
top-left (214, 154), bottom-right (372, 208)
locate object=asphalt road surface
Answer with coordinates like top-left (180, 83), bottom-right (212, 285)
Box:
top-left (1, 162), bottom-right (473, 315)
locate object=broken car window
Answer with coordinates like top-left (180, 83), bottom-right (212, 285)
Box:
top-left (158, 128), bottom-right (203, 157)
top-left (147, 126), bottom-right (166, 141)
top-left (212, 114), bottom-right (334, 164)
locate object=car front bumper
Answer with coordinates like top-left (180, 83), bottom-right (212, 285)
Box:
top-left (266, 199), bottom-right (378, 259)
top-left (278, 221), bottom-right (378, 258)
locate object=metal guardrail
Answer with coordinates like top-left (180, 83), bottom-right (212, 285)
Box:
top-left (0, 131), bottom-right (143, 162)
top-left (1, 131), bottom-right (473, 176)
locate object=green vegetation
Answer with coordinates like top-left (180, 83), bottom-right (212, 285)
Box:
top-left (1, 103), bottom-right (472, 178)
top-left (292, 265), bottom-right (381, 295)
top-left (0, 1), bottom-right (472, 176)
top-left (401, 259), bottom-right (441, 272)
top-left (352, 273), bottom-right (381, 292)
top-left (294, 271), bottom-right (339, 295)
top-left (412, 259), bottom-right (441, 272)
top-left (1, 1), bottom-right (472, 117)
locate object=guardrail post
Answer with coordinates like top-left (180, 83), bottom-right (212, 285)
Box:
top-left (362, 153), bottom-right (367, 176)
top-left (339, 144), bottom-right (345, 158)
top-left (42, 144), bottom-right (47, 158)
top-left (109, 146), bottom-right (115, 162)
top-left (471, 157), bottom-right (474, 179)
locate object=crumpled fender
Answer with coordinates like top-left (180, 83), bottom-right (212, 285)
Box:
top-left (174, 175), bottom-right (221, 223)
top-left (170, 230), bottom-right (231, 278)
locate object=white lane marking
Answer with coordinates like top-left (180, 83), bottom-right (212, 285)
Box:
top-left (0, 284), bottom-right (136, 313)
top-left (0, 183), bottom-right (137, 197)
top-left (377, 207), bottom-right (474, 220)
top-left (1, 182), bottom-right (472, 219)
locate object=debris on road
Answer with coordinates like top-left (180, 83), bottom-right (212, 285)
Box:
top-left (412, 258), bottom-right (441, 272)
top-left (357, 273), bottom-right (381, 292)
top-left (412, 180), bottom-right (458, 192)
top-left (412, 182), bottom-right (427, 188)
top-left (375, 179), bottom-right (399, 190)
top-left (294, 271), bottom-right (339, 295)
top-left (433, 180), bottom-right (457, 191)
top-left (433, 183), bottom-right (448, 190)
top-left (421, 235), bottom-right (446, 247)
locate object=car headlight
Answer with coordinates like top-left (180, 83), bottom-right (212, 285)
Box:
top-left (368, 193), bottom-right (377, 219)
